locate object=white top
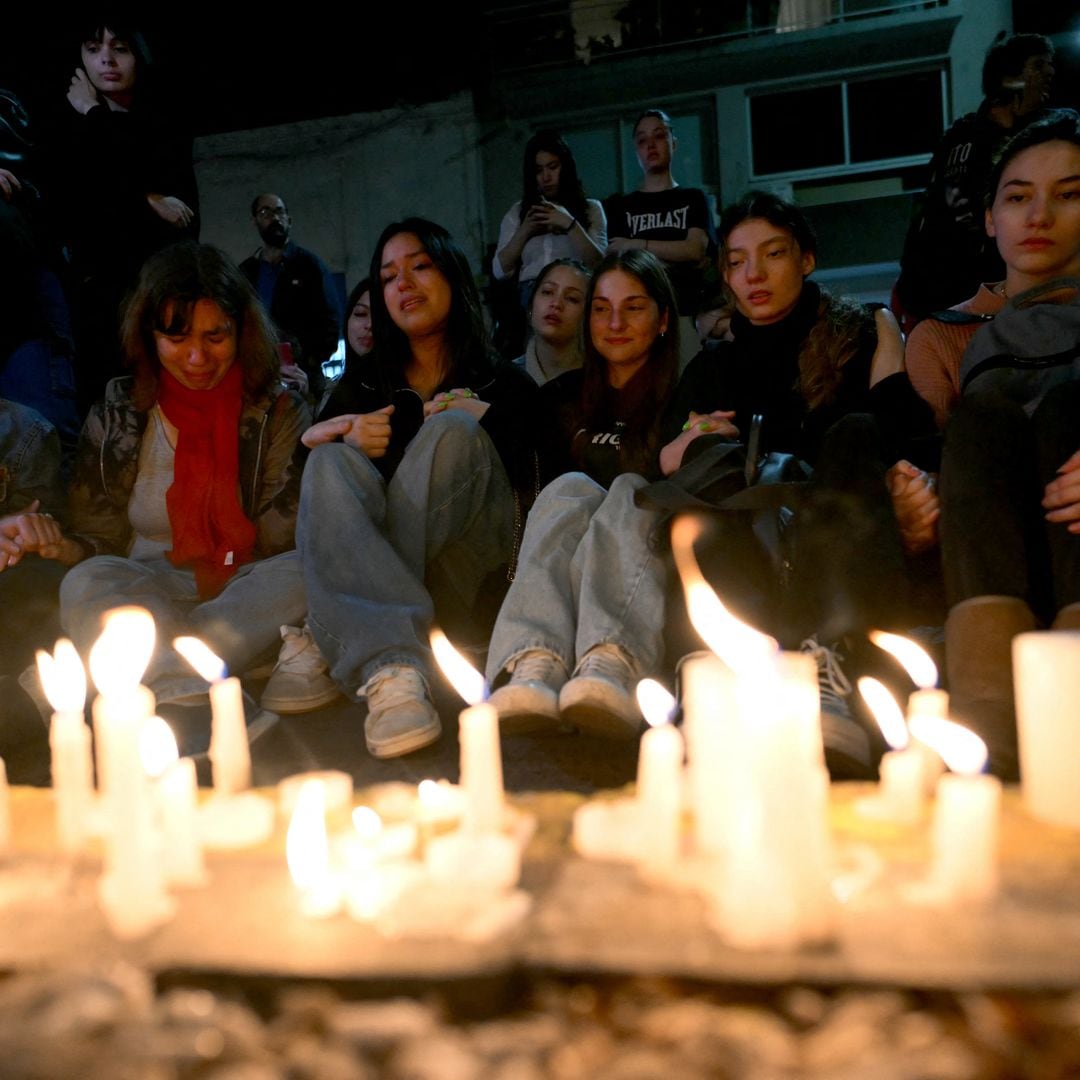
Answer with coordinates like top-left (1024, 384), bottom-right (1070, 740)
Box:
top-left (493, 198), bottom-right (607, 284)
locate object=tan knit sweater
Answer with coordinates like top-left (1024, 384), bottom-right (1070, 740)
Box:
top-left (905, 284), bottom-right (1006, 430)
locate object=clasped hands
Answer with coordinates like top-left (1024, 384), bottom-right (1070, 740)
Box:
top-left (0, 500), bottom-right (75, 571)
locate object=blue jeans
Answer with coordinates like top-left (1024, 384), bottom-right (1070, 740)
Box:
top-left (60, 551), bottom-right (305, 702)
top-left (485, 471), bottom-right (670, 684)
top-left (298, 411), bottom-right (514, 694)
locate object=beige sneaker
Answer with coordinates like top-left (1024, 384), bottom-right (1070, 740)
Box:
top-left (558, 643), bottom-right (642, 740)
top-left (488, 650), bottom-right (568, 733)
top-left (362, 665), bottom-right (442, 759)
top-left (261, 624), bottom-right (341, 715)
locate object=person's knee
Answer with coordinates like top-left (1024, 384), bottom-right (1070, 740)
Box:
top-left (303, 441), bottom-right (383, 506)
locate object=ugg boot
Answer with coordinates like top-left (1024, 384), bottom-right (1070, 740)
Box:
top-left (1052, 602), bottom-right (1080, 631)
top-left (945, 595), bottom-right (1036, 781)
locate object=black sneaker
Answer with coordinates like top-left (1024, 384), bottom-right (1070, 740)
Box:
top-left (800, 636), bottom-right (874, 780)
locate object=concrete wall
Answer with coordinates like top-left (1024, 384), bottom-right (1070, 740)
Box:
top-left (193, 93), bottom-right (486, 296)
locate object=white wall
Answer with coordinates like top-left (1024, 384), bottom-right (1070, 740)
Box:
top-left (193, 93), bottom-right (486, 294)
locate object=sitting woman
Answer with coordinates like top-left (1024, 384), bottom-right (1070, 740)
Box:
top-left (342, 277), bottom-right (374, 374)
top-left (493, 131), bottom-right (606, 307)
top-left (678, 192), bottom-right (936, 776)
top-left (514, 258), bottom-right (589, 385)
top-left (906, 109), bottom-right (1080, 777)
top-left (60, 242), bottom-right (309, 724)
top-left (487, 249), bottom-right (727, 736)
top-left (298, 218), bottom-right (540, 759)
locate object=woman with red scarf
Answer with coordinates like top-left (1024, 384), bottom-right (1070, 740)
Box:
top-left (59, 243), bottom-right (310, 729)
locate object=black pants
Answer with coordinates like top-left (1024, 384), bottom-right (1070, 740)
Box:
top-left (940, 383), bottom-right (1080, 623)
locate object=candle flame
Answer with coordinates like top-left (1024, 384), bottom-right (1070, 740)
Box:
top-left (286, 779), bottom-right (330, 891)
top-left (908, 716), bottom-right (987, 775)
top-left (88, 606), bottom-right (155, 696)
top-left (140, 715), bottom-right (179, 778)
top-left (173, 637), bottom-right (226, 683)
top-left (35, 638), bottom-right (86, 714)
top-left (636, 678), bottom-right (676, 728)
top-left (352, 805), bottom-right (383, 840)
top-left (430, 628), bottom-right (485, 704)
top-left (671, 516), bottom-right (777, 673)
top-left (869, 630), bottom-right (938, 689)
top-left (857, 676), bottom-right (909, 750)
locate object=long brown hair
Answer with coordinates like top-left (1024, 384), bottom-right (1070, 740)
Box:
top-left (121, 242), bottom-right (280, 411)
top-left (577, 249), bottom-right (679, 475)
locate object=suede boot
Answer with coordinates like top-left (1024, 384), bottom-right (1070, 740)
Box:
top-left (945, 595), bottom-right (1036, 781)
top-left (1052, 602), bottom-right (1080, 631)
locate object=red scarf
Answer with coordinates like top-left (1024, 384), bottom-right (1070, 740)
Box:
top-left (158, 365), bottom-right (256, 598)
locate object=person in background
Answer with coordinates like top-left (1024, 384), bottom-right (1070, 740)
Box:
top-left (241, 193), bottom-right (340, 404)
top-left (59, 243), bottom-right (309, 745)
top-left (906, 109), bottom-right (1080, 778)
top-left (51, 21), bottom-right (198, 416)
top-left (895, 32), bottom-right (1055, 327)
top-left (604, 108), bottom-right (717, 367)
top-left (513, 259), bottom-right (589, 385)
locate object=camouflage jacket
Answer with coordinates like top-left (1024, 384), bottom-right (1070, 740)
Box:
top-left (68, 377), bottom-right (311, 559)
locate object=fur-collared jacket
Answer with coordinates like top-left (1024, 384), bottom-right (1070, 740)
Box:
top-left (68, 377), bottom-right (310, 560)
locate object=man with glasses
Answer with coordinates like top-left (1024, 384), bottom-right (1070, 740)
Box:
top-left (241, 193), bottom-right (339, 402)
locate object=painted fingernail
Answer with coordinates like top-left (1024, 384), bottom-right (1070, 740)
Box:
top-left (682, 421), bottom-right (691, 431)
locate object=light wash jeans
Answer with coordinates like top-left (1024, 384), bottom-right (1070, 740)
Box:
top-left (60, 550), bottom-right (305, 702)
top-left (298, 411), bottom-right (514, 695)
top-left (485, 471), bottom-right (670, 684)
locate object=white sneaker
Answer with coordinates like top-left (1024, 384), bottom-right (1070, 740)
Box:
top-left (559, 644), bottom-right (642, 740)
top-left (362, 666), bottom-right (442, 759)
top-left (488, 650), bottom-right (569, 733)
top-left (260, 624), bottom-right (341, 714)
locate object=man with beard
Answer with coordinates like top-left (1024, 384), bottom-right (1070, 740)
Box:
top-left (241, 193), bottom-right (339, 402)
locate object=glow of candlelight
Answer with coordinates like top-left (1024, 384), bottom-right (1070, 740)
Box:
top-left (352, 805), bottom-right (383, 841)
top-left (140, 716), bottom-right (180, 778)
top-left (286, 779), bottom-right (330, 891)
top-left (671, 516), bottom-right (777, 673)
top-left (857, 676), bottom-right (909, 750)
top-left (173, 636), bottom-right (226, 683)
top-left (89, 606), bottom-right (155, 696)
top-left (430, 628), bottom-right (485, 704)
top-left (636, 678), bottom-right (676, 728)
top-left (36, 638), bottom-right (86, 714)
top-left (909, 716), bottom-right (988, 776)
top-left (869, 630), bottom-right (938, 689)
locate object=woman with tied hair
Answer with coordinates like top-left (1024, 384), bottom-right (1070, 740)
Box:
top-left (51, 20), bottom-right (199, 414)
top-left (514, 258), bottom-right (590, 385)
top-left (487, 248), bottom-right (727, 736)
top-left (59, 242), bottom-right (310, 726)
top-left (906, 108), bottom-right (1080, 778)
top-left (494, 130), bottom-right (607, 306)
top-left (297, 218), bottom-right (540, 758)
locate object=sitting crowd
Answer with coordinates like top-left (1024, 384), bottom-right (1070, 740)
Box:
top-left (2, 23), bottom-right (1078, 788)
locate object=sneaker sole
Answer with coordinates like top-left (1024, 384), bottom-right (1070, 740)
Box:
top-left (489, 684), bottom-right (562, 736)
top-left (559, 683), bottom-right (641, 741)
top-left (260, 685), bottom-right (343, 715)
top-left (366, 717), bottom-right (442, 759)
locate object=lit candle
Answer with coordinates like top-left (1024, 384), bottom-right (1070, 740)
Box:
top-left (857, 676), bottom-right (922, 825)
top-left (634, 679), bottom-right (683, 867)
top-left (174, 637), bottom-right (249, 795)
top-left (431, 630), bottom-right (503, 834)
top-left (286, 778), bottom-right (342, 918)
top-left (141, 717), bottom-right (205, 887)
top-left (36, 639), bottom-right (94, 853)
top-left (89, 607), bottom-right (175, 938)
top-left (911, 716), bottom-right (1001, 902)
top-left (1013, 631), bottom-right (1080, 829)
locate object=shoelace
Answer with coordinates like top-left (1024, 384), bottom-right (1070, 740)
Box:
top-left (365, 667), bottom-right (427, 708)
top-left (276, 627), bottom-right (323, 672)
top-left (512, 651), bottom-right (564, 685)
top-left (577, 646), bottom-right (631, 687)
top-left (800, 637), bottom-right (852, 712)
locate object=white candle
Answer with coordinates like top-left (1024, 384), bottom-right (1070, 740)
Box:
top-left (174, 637), bottom-right (251, 795)
top-left (635, 679), bottom-right (684, 867)
top-left (858, 676), bottom-right (922, 824)
top-left (159, 758), bottom-right (206, 886)
top-left (0, 758), bottom-right (10, 849)
top-left (286, 779), bottom-right (342, 919)
top-left (931, 772), bottom-right (1002, 901)
top-left (906, 688), bottom-right (948, 796)
top-left (1013, 631), bottom-right (1080, 829)
top-left (37, 640), bottom-right (94, 853)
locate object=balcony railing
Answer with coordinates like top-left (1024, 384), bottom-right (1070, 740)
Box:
top-left (484, 0), bottom-right (951, 71)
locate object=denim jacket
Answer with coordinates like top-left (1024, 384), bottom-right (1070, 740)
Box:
top-left (0, 398), bottom-right (65, 520)
top-left (68, 377), bottom-right (311, 558)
